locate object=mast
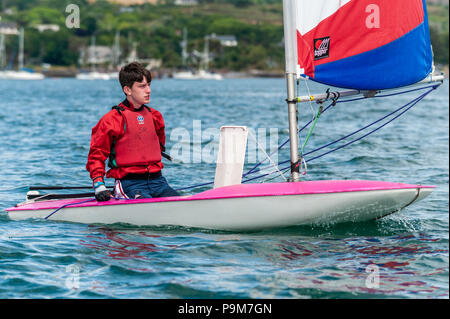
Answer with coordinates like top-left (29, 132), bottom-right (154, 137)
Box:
top-left (90, 35), bottom-right (96, 71)
top-left (18, 27), bottom-right (24, 70)
top-left (203, 35), bottom-right (209, 71)
top-left (0, 33), bottom-right (5, 69)
top-left (283, 0), bottom-right (300, 182)
top-left (181, 27), bottom-right (188, 67)
top-left (112, 30), bottom-right (121, 69)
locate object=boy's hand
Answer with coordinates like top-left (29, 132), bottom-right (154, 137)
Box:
top-left (94, 181), bottom-right (112, 201)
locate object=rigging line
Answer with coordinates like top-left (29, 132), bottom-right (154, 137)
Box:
top-left (247, 129), bottom-right (288, 181)
top-left (303, 88), bottom-right (433, 159)
top-left (44, 195), bottom-right (131, 219)
top-left (44, 198), bottom-right (96, 220)
top-left (274, 87), bottom-right (434, 168)
top-left (175, 180), bottom-right (214, 192)
top-left (336, 84), bottom-right (440, 104)
top-left (304, 88), bottom-right (433, 163)
top-left (243, 136), bottom-right (287, 177)
top-left (246, 85), bottom-right (424, 182)
top-left (299, 75), bottom-right (317, 121)
top-left (300, 104), bottom-right (323, 157)
top-left (243, 165), bottom-right (291, 184)
top-left (178, 85), bottom-right (438, 191)
top-left (178, 160), bottom-right (292, 190)
top-left (372, 84), bottom-right (440, 99)
top-left (243, 81), bottom-right (324, 178)
top-left (257, 161), bottom-right (292, 181)
top-left (242, 99), bottom-right (336, 177)
top-left (261, 166), bottom-right (293, 183)
top-left (296, 85), bottom-right (440, 161)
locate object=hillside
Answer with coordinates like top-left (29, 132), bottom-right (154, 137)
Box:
top-left (0, 0), bottom-right (448, 71)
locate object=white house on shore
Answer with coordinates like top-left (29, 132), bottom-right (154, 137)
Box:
top-left (174, 0), bottom-right (198, 5)
top-left (209, 34), bottom-right (238, 47)
top-left (0, 22), bottom-right (19, 35)
top-left (34, 24), bottom-right (60, 33)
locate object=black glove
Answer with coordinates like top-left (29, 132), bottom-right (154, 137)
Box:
top-left (94, 182), bottom-right (112, 202)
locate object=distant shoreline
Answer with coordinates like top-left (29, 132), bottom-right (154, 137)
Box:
top-left (27, 64), bottom-right (450, 79)
top-left (35, 68), bottom-right (286, 79)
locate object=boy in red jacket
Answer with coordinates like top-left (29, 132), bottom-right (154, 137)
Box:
top-left (86, 62), bottom-right (179, 201)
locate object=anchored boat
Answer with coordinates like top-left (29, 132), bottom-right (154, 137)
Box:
top-left (6, 0), bottom-right (444, 230)
top-left (0, 27), bottom-right (44, 80)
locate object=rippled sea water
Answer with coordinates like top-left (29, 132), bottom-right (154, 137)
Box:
top-left (0, 78), bottom-right (448, 299)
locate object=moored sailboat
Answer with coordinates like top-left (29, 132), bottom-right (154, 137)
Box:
top-left (76, 35), bottom-right (116, 80)
top-left (173, 31), bottom-right (223, 80)
top-left (0, 27), bottom-right (44, 80)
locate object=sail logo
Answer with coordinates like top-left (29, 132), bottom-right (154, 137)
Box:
top-left (137, 115), bottom-right (144, 125)
top-left (314, 37), bottom-right (330, 60)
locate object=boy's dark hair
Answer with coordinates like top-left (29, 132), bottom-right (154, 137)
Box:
top-left (119, 62), bottom-right (152, 89)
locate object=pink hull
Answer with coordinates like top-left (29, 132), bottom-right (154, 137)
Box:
top-left (6, 180), bottom-right (434, 212)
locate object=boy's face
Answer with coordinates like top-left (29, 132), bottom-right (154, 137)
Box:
top-left (124, 77), bottom-right (151, 108)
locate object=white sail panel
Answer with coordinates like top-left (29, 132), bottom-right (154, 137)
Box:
top-left (296, 0), bottom-right (352, 35)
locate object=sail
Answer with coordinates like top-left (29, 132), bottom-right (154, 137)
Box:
top-left (296, 0), bottom-right (433, 90)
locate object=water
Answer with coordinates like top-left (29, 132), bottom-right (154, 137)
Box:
top-left (0, 78), bottom-right (448, 299)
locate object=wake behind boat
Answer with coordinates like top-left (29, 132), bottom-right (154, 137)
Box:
top-left (5, 0), bottom-right (444, 231)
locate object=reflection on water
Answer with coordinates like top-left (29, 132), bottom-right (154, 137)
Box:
top-left (72, 224), bottom-right (449, 298)
top-left (269, 232), bottom-right (448, 297)
top-left (80, 227), bottom-right (179, 260)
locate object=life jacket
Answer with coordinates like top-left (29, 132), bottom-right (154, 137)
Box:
top-left (109, 105), bottom-right (162, 168)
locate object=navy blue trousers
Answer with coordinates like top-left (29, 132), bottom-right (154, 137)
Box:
top-left (119, 175), bottom-right (179, 199)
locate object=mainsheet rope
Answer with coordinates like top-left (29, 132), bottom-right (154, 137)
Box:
top-left (44, 198), bottom-right (96, 220)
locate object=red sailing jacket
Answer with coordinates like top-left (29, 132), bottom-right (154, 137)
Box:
top-left (86, 99), bottom-right (165, 181)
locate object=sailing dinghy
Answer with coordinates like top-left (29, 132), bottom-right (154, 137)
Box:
top-left (6, 0), bottom-right (444, 230)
